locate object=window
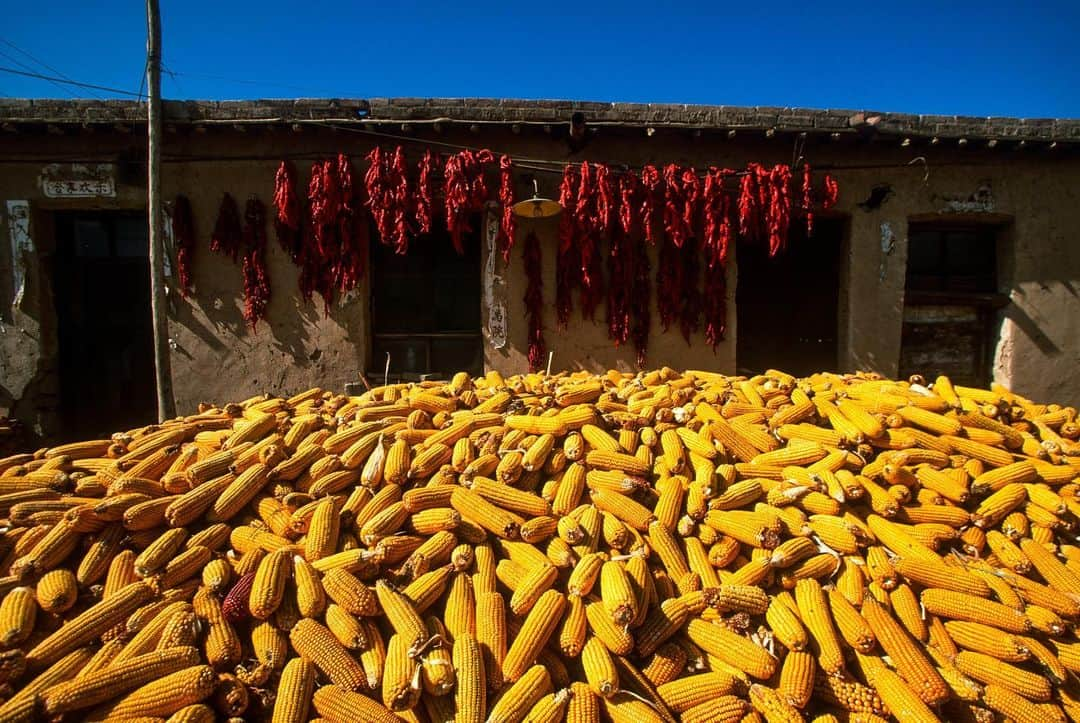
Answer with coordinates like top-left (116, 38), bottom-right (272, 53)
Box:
top-left (905, 225), bottom-right (997, 293)
top-left (370, 223), bottom-right (483, 379)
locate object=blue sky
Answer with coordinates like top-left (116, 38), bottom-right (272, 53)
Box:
top-left (4, 1), bottom-right (1078, 117)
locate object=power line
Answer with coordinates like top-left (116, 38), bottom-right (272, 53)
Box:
top-left (0, 66), bottom-right (142, 97)
top-left (0, 49), bottom-right (75, 98)
top-left (0, 37), bottom-right (104, 100)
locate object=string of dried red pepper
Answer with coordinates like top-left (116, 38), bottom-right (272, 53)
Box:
top-left (767, 164), bottom-right (793, 257)
top-left (523, 231), bottom-right (545, 372)
top-left (576, 162), bottom-right (606, 320)
top-left (171, 194), bottom-right (195, 298)
top-left (823, 173), bottom-right (840, 209)
top-left (497, 155), bottom-right (516, 263)
top-left (702, 168), bottom-right (734, 348)
top-left (415, 149), bottom-right (439, 236)
top-left (606, 172), bottom-right (635, 347)
top-left (334, 154), bottom-right (367, 295)
top-left (640, 164), bottom-right (663, 245)
top-left (629, 234), bottom-right (651, 368)
top-left (444, 149), bottom-right (494, 255)
top-left (555, 164), bottom-right (580, 329)
top-left (240, 198), bottom-right (271, 331)
top-left (210, 193), bottom-right (242, 264)
top-left (272, 161), bottom-right (302, 263)
top-left (802, 163), bottom-right (815, 236)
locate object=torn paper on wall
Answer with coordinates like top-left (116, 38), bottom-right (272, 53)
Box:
top-left (6, 201), bottom-right (32, 310)
top-left (483, 203), bottom-right (508, 349)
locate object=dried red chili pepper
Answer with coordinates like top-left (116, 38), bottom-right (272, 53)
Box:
top-left (823, 173), bottom-right (839, 209)
top-left (444, 149), bottom-right (494, 255)
top-left (662, 164), bottom-right (696, 249)
top-left (629, 234), bottom-right (651, 368)
top-left (702, 168), bottom-right (734, 348)
top-left (657, 163), bottom-right (700, 334)
top-left (240, 198), bottom-right (271, 331)
top-left (640, 164), bottom-right (663, 245)
top-left (210, 193), bottom-right (242, 264)
top-left (415, 149), bottom-right (438, 235)
top-left (389, 147), bottom-right (410, 254)
top-left (303, 160), bottom-right (343, 312)
top-left (606, 171), bottom-right (635, 347)
top-left (679, 234), bottom-right (702, 343)
top-left (171, 194), bottom-right (195, 298)
top-left (656, 231), bottom-right (681, 333)
top-left (334, 153), bottom-right (366, 295)
top-left (576, 162), bottom-right (605, 321)
top-left (523, 231), bottom-right (545, 372)
top-left (555, 165), bottom-right (580, 328)
top-left (766, 164), bottom-right (793, 257)
top-left (497, 154), bottom-right (516, 263)
top-left (272, 161), bottom-right (302, 263)
top-left (738, 164), bottom-right (759, 241)
top-left (802, 163), bottom-right (814, 236)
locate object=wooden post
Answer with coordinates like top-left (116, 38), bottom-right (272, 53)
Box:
top-left (146, 0), bottom-right (176, 421)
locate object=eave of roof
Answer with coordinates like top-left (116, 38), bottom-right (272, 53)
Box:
top-left (0, 97), bottom-right (1077, 146)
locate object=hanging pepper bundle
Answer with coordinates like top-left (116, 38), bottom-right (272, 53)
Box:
top-left (702, 168), bottom-right (735, 348)
top-left (303, 159), bottom-right (341, 310)
top-left (523, 231), bottom-right (545, 372)
top-left (679, 234), bottom-right (702, 343)
top-left (766, 164), bottom-right (793, 257)
top-left (240, 198), bottom-right (271, 331)
top-left (575, 163), bottom-right (607, 320)
top-left (639, 164), bottom-right (663, 245)
top-left (364, 147), bottom-right (410, 254)
top-left (171, 194), bottom-right (195, 298)
top-left (210, 193), bottom-right (242, 264)
top-left (555, 165), bottom-right (580, 328)
top-left (802, 163), bottom-right (815, 236)
top-left (272, 161), bottom-right (302, 263)
top-left (415, 150), bottom-right (439, 236)
top-left (443, 149), bottom-right (494, 255)
top-left (606, 171), bottom-right (636, 347)
top-left (656, 164), bottom-right (699, 333)
top-left (823, 172), bottom-right (840, 209)
top-left (334, 153), bottom-right (367, 295)
top-left (497, 155), bottom-right (516, 263)
top-left (629, 234), bottom-right (651, 368)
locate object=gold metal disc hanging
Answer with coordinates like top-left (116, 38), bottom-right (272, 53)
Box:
top-left (512, 179), bottom-right (562, 219)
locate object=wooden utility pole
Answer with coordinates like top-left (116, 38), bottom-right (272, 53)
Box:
top-left (146, 0), bottom-right (176, 421)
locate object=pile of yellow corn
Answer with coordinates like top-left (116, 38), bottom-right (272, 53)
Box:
top-left (0, 368), bottom-right (1079, 722)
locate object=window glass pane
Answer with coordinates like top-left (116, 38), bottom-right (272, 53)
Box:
top-left (73, 220), bottom-right (110, 257)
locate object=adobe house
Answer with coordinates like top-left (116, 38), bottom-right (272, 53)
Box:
top-left (1, 98), bottom-right (1077, 441)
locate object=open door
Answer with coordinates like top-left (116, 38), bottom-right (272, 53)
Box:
top-left (53, 212), bottom-right (156, 440)
top-left (736, 218), bottom-right (844, 377)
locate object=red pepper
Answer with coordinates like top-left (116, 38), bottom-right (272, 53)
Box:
top-left (702, 168), bottom-right (734, 348)
top-left (639, 164), bottom-right (663, 245)
top-left (272, 161), bottom-right (302, 263)
top-left (766, 164), bottom-right (793, 257)
top-left (497, 154), bottom-right (516, 263)
top-left (630, 234), bottom-right (651, 368)
top-left (823, 173), bottom-right (840, 209)
top-left (210, 193), bottom-right (242, 264)
top-left (575, 162), bottom-right (605, 321)
top-left (444, 149), bottom-right (494, 255)
top-left (523, 231), bottom-right (545, 372)
top-left (334, 154), bottom-right (366, 295)
top-left (415, 149), bottom-right (438, 235)
top-left (679, 234), bottom-right (702, 343)
top-left (606, 171), bottom-right (634, 347)
top-left (389, 147), bottom-right (410, 254)
top-left (171, 194), bottom-right (195, 298)
top-left (555, 165), bottom-right (580, 328)
top-left (802, 163), bottom-right (814, 236)
top-left (738, 164), bottom-right (760, 241)
top-left (241, 198), bottom-right (271, 331)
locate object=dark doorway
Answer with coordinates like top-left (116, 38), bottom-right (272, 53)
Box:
top-left (736, 218), bottom-right (845, 376)
top-left (369, 222), bottom-right (483, 380)
top-left (53, 212), bottom-right (156, 440)
top-left (898, 222), bottom-right (1006, 387)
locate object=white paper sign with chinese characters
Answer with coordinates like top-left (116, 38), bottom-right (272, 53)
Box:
top-left (40, 164), bottom-right (116, 198)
